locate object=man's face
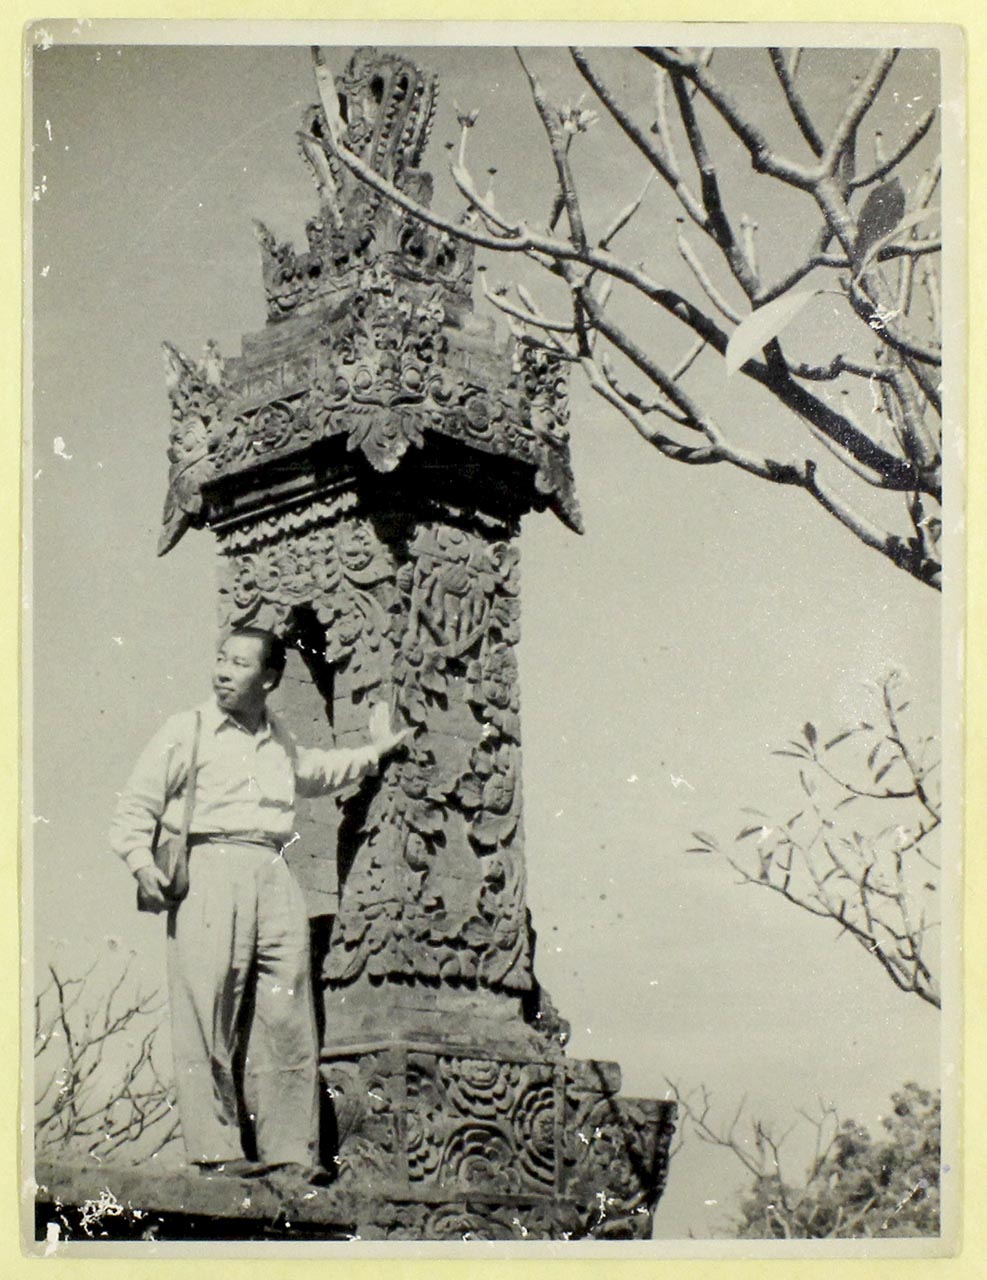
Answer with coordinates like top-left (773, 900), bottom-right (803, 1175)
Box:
top-left (214, 634), bottom-right (274, 717)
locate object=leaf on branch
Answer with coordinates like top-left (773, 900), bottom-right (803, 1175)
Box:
top-left (853, 177), bottom-right (906, 259)
top-left (559, 98), bottom-right (599, 134)
top-left (804, 722), bottom-right (818, 748)
top-left (688, 830), bottom-right (719, 853)
top-left (855, 208), bottom-right (940, 284)
top-left (725, 290), bottom-right (821, 375)
top-left (798, 769), bottom-right (816, 797)
top-left (824, 729), bottom-right (855, 751)
top-left (454, 104), bottom-right (480, 130)
top-left (737, 825), bottom-right (767, 841)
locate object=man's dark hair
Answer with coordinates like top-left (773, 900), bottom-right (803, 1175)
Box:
top-left (226, 627), bottom-right (287, 686)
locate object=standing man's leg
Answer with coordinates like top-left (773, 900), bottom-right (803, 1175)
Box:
top-left (166, 847), bottom-right (257, 1166)
top-left (242, 851), bottom-right (320, 1167)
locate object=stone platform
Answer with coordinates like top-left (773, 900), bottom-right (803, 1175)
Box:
top-left (35, 1050), bottom-right (674, 1242)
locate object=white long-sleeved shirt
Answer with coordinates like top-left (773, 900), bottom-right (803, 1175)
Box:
top-left (110, 698), bottom-right (378, 875)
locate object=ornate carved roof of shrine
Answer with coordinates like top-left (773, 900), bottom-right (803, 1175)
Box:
top-left (159, 48), bottom-right (581, 556)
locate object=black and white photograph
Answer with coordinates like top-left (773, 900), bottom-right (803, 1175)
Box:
top-left (24, 21), bottom-right (963, 1254)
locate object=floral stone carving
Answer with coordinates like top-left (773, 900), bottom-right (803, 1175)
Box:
top-left (320, 1046), bottom-right (676, 1240)
top-left (218, 507), bottom-right (531, 999)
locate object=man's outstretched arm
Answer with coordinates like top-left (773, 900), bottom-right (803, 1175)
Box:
top-left (292, 703), bottom-right (411, 797)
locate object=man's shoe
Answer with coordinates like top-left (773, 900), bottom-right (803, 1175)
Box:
top-left (264, 1161), bottom-right (332, 1190)
top-left (195, 1158), bottom-right (267, 1179)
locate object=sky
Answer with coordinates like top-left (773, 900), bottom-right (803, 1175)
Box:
top-left (26, 33), bottom-right (949, 1240)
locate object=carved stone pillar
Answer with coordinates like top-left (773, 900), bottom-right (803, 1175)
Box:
top-left (217, 499), bottom-right (535, 1043)
top-left (159, 47), bottom-right (674, 1240)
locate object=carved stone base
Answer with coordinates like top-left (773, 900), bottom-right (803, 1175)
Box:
top-left (35, 1049), bottom-right (674, 1244)
top-left (321, 1039), bottom-right (675, 1240)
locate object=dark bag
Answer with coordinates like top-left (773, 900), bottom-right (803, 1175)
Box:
top-left (136, 711), bottom-right (201, 915)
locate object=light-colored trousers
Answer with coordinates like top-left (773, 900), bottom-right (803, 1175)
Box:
top-left (166, 842), bottom-right (319, 1166)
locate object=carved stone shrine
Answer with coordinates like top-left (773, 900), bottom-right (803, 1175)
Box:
top-left (157, 47), bottom-right (675, 1241)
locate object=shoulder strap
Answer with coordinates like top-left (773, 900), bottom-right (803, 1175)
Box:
top-left (177, 711), bottom-right (202, 844)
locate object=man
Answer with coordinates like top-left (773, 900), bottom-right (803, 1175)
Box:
top-left (110, 626), bottom-right (407, 1183)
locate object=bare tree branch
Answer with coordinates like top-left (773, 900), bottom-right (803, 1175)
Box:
top-left (570, 48), bottom-right (708, 231)
top-left (636, 48), bottom-right (819, 187)
top-left (35, 954), bottom-right (181, 1165)
top-left (822, 51), bottom-right (899, 176)
top-left (311, 45), bottom-right (944, 590)
top-left (693, 671), bottom-right (940, 1007)
top-left (768, 48), bottom-right (825, 158)
top-left (849, 109), bottom-right (938, 190)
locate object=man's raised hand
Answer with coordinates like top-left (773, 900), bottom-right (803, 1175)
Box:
top-left (368, 702), bottom-right (412, 758)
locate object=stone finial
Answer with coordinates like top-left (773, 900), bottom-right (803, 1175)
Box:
top-left (158, 341), bottom-right (227, 556)
top-left (332, 47), bottom-right (438, 186)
